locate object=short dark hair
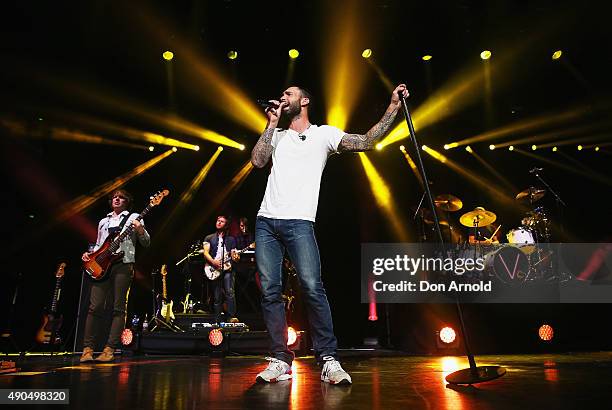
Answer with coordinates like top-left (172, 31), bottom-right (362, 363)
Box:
top-left (108, 189), bottom-right (133, 210)
top-left (296, 86), bottom-right (313, 107)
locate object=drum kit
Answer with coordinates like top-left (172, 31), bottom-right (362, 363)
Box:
top-left (416, 186), bottom-right (558, 283)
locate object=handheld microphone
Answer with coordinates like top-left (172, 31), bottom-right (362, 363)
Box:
top-left (257, 99), bottom-right (280, 110)
top-left (529, 167), bottom-right (543, 174)
top-left (299, 135), bottom-right (306, 141)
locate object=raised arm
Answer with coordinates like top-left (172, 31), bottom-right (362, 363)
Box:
top-left (251, 100), bottom-right (287, 168)
top-left (338, 84), bottom-right (408, 152)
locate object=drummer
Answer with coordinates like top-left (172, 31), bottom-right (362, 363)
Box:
top-left (468, 223), bottom-right (501, 245)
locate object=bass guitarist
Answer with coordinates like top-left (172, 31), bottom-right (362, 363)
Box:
top-left (202, 215), bottom-right (239, 323)
top-left (80, 189), bottom-right (150, 362)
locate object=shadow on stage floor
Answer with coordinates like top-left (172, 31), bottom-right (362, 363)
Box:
top-left (2, 351), bottom-right (611, 409)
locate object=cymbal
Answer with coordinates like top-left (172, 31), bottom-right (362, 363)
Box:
top-left (434, 194), bottom-right (463, 212)
top-left (459, 207), bottom-right (497, 228)
top-left (516, 187), bottom-right (546, 202)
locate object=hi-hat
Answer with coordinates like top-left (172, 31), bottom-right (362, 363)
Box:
top-left (434, 194), bottom-right (463, 212)
top-left (516, 187), bottom-right (546, 202)
top-left (459, 207), bottom-right (497, 227)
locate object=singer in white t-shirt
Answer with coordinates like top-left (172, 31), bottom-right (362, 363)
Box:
top-left (251, 84), bottom-right (409, 385)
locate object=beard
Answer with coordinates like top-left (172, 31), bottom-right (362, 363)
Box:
top-left (283, 100), bottom-right (302, 119)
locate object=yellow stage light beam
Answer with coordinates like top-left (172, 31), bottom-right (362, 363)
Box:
top-left (537, 133), bottom-right (612, 149)
top-left (130, 7), bottom-right (266, 133)
top-left (289, 49), bottom-right (300, 59)
top-left (552, 50), bottom-right (563, 60)
top-left (54, 149), bottom-right (174, 226)
top-left (0, 118), bottom-right (150, 150)
top-left (422, 55), bottom-right (432, 61)
top-left (358, 153), bottom-right (410, 241)
top-left (379, 13), bottom-right (578, 149)
top-left (163, 51), bottom-right (174, 61)
top-left (422, 146), bottom-right (517, 205)
top-left (480, 50), bottom-right (492, 60)
top-left (322, 0), bottom-right (368, 130)
top-left (365, 58), bottom-right (395, 93)
top-left (494, 121), bottom-right (612, 149)
top-left (22, 65), bottom-right (245, 149)
top-left (468, 148), bottom-right (518, 192)
top-left (400, 148), bottom-right (424, 188)
top-left (556, 149), bottom-right (597, 174)
top-left (157, 147), bottom-right (223, 235)
top-left (514, 148), bottom-right (611, 186)
top-left (175, 160), bottom-right (256, 247)
top-left (445, 105), bottom-right (591, 148)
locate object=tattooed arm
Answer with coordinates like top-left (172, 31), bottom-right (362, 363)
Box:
top-left (251, 99), bottom-right (287, 168)
top-left (338, 84), bottom-right (409, 152)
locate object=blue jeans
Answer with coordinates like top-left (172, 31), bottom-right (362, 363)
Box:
top-left (211, 270), bottom-right (236, 320)
top-left (255, 216), bottom-right (338, 365)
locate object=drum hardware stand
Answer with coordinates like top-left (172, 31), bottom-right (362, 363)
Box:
top-left (533, 169), bottom-right (566, 279)
top-left (400, 91), bottom-right (505, 385)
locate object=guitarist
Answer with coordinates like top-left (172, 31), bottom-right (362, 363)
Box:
top-left (202, 215), bottom-right (239, 323)
top-left (80, 189), bottom-right (150, 362)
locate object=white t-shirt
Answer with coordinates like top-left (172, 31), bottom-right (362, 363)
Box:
top-left (257, 124), bottom-right (345, 221)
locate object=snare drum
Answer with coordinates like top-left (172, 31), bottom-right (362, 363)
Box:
top-left (506, 228), bottom-right (535, 254)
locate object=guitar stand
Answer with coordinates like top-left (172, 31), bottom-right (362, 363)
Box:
top-left (149, 316), bottom-right (183, 333)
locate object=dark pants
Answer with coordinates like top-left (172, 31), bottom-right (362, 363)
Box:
top-left (83, 262), bottom-right (134, 349)
top-left (255, 216), bottom-right (338, 365)
top-left (211, 269), bottom-right (236, 320)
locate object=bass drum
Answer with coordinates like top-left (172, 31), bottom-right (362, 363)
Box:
top-left (506, 228), bottom-right (536, 254)
top-left (484, 246), bottom-right (529, 284)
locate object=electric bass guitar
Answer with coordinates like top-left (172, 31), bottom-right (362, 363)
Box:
top-left (83, 189), bottom-right (169, 280)
top-left (204, 242), bottom-right (255, 280)
top-left (35, 262), bottom-right (66, 344)
top-left (159, 264), bottom-right (174, 322)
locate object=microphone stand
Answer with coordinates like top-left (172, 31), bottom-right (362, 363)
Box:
top-left (399, 92), bottom-right (505, 385)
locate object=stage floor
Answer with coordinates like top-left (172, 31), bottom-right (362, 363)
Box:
top-left (2, 351), bottom-right (611, 409)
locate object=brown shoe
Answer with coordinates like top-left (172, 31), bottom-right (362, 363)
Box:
top-left (95, 346), bottom-right (115, 362)
top-left (80, 347), bottom-right (94, 363)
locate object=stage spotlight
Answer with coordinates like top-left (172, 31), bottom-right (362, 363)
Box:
top-left (288, 49), bottom-right (299, 59)
top-left (465, 146), bottom-right (473, 153)
top-left (399, 145), bottom-right (405, 152)
top-left (577, 145), bottom-right (583, 151)
top-left (532, 145), bottom-right (537, 151)
top-left (422, 55), bottom-right (432, 61)
top-left (489, 144), bottom-right (495, 150)
top-left (194, 145), bottom-right (200, 151)
top-left (509, 145), bottom-right (514, 151)
top-left (362, 48), bottom-right (372, 58)
top-left (162, 51), bottom-right (174, 61)
top-left (552, 146), bottom-right (558, 152)
top-left (552, 50), bottom-right (563, 60)
top-left (209, 328), bottom-right (224, 346)
top-left (239, 144), bottom-right (245, 151)
top-left (148, 146), bottom-right (154, 152)
top-left (120, 328), bottom-right (133, 346)
top-left (375, 143), bottom-right (383, 151)
top-left (436, 326), bottom-right (459, 349)
top-left (227, 50), bottom-right (238, 60)
top-left (218, 146), bottom-right (224, 151)
top-left (287, 327), bottom-right (298, 346)
top-left (439, 327), bottom-right (456, 344)
top-left (172, 147), bottom-right (178, 152)
top-left (480, 50), bottom-right (492, 60)
top-left (422, 145), bottom-right (428, 150)
top-left (538, 324), bottom-right (554, 341)
top-left (595, 146), bottom-right (600, 151)
top-left (444, 144), bottom-right (450, 150)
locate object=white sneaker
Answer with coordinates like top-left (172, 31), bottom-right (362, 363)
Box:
top-left (321, 357), bottom-right (352, 385)
top-left (256, 357), bottom-right (292, 383)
